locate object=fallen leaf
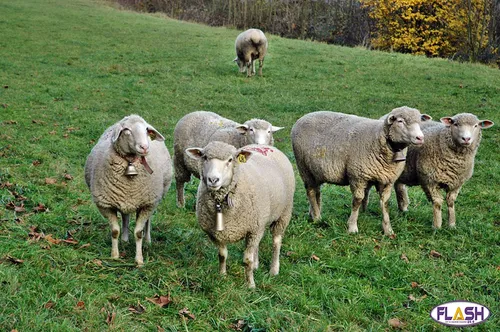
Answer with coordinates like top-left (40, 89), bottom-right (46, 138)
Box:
top-left (63, 133), bottom-right (69, 138)
top-left (229, 319), bottom-right (248, 331)
top-left (129, 302), bottom-right (146, 314)
top-left (0, 181), bottom-right (13, 188)
top-left (146, 294), bottom-right (172, 308)
top-left (49, 130), bottom-right (57, 135)
top-left (4, 255), bottom-right (24, 265)
top-left (32, 120), bottom-right (45, 124)
top-left (75, 301), bottom-right (85, 310)
top-left (102, 307), bottom-right (116, 326)
top-left (388, 318), bottom-right (405, 329)
top-left (389, 233), bottom-right (397, 240)
top-left (32, 160), bottom-right (41, 166)
top-left (411, 281), bottom-right (419, 288)
top-left (374, 245), bottom-right (381, 251)
top-left (400, 253), bottom-right (409, 263)
top-left (33, 203), bottom-right (47, 213)
top-left (1, 104), bottom-right (8, 108)
top-left (310, 254), bottom-right (320, 261)
top-left (285, 251), bottom-right (295, 257)
top-left (78, 243), bottom-right (91, 250)
top-left (10, 190), bottom-right (27, 201)
top-left (28, 226), bottom-right (44, 241)
top-left (64, 173), bottom-right (73, 180)
top-left (44, 300), bottom-right (56, 309)
top-left (3, 85), bottom-right (8, 89)
top-left (157, 326), bottom-right (165, 332)
top-left (408, 294), bottom-right (416, 301)
top-left (3, 120), bottom-right (17, 124)
top-left (45, 234), bottom-right (61, 245)
top-left (178, 307), bottom-right (195, 320)
top-left (93, 259), bottom-right (103, 267)
top-left (45, 178), bottom-right (57, 185)
top-left (454, 272), bottom-right (464, 277)
top-left (430, 250), bottom-right (442, 258)
top-left (63, 238), bottom-right (78, 245)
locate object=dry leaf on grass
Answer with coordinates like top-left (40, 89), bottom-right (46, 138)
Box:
top-left (400, 253), bottom-right (409, 263)
top-left (388, 318), bottom-right (405, 329)
top-left (178, 307), bottom-right (195, 320)
top-left (311, 254), bottom-right (320, 261)
top-left (75, 301), bottom-right (85, 310)
top-left (129, 301), bottom-right (146, 314)
top-left (146, 294), bottom-right (172, 308)
top-left (45, 178), bottom-right (57, 185)
top-left (33, 203), bottom-right (47, 213)
top-left (44, 300), bottom-right (56, 309)
top-left (229, 319), bottom-right (248, 331)
top-left (430, 250), bottom-right (442, 258)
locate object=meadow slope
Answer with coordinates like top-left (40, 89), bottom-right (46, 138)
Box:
top-left (0, 0), bottom-right (499, 330)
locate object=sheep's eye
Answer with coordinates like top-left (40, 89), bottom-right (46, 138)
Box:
top-left (454, 123), bottom-right (459, 127)
top-left (228, 158), bottom-right (233, 163)
top-left (474, 124), bottom-right (478, 128)
top-left (202, 155), bottom-right (208, 161)
top-left (249, 128), bottom-right (254, 132)
top-left (267, 130), bottom-right (271, 134)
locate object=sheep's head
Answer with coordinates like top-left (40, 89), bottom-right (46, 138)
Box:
top-left (385, 106), bottom-right (431, 146)
top-left (441, 113), bottom-right (494, 147)
top-left (233, 57), bottom-right (247, 73)
top-left (112, 115), bottom-right (165, 156)
top-left (236, 119), bottom-right (283, 145)
top-left (186, 141), bottom-right (252, 191)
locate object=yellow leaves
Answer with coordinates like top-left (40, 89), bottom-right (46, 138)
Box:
top-left (362, 0), bottom-right (491, 59)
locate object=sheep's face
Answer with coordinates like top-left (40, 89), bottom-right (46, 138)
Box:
top-left (386, 107), bottom-right (431, 146)
top-left (236, 120), bottom-right (284, 145)
top-left (441, 113), bottom-right (494, 146)
top-left (112, 115), bottom-right (165, 156)
top-left (186, 142), bottom-right (252, 191)
top-left (234, 57), bottom-right (247, 73)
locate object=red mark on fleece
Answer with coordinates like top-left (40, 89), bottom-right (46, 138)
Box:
top-left (246, 147), bottom-right (274, 156)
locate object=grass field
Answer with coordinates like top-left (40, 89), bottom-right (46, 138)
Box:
top-left (0, 0), bottom-right (499, 330)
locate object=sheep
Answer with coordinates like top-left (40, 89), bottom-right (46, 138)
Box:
top-left (234, 28), bottom-right (268, 77)
top-left (186, 141), bottom-right (295, 288)
top-left (173, 111), bottom-right (283, 208)
top-left (85, 114), bottom-right (172, 266)
top-left (291, 106), bottom-right (431, 235)
top-left (394, 113), bottom-right (494, 229)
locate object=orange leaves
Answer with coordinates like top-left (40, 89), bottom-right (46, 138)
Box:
top-left (146, 294), bottom-right (172, 308)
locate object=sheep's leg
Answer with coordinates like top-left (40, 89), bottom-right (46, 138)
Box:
top-left (99, 207), bottom-right (120, 259)
top-left (244, 234), bottom-right (263, 288)
top-left (174, 166), bottom-right (191, 208)
top-left (395, 182), bottom-right (409, 212)
top-left (446, 187), bottom-right (460, 228)
top-left (347, 183), bottom-right (366, 233)
top-left (252, 59), bottom-right (256, 76)
top-left (144, 218), bottom-right (152, 244)
top-left (377, 183), bottom-right (394, 236)
top-left (270, 207), bottom-right (292, 276)
top-left (306, 186), bottom-right (321, 220)
top-left (121, 212), bottom-right (130, 242)
top-left (134, 209), bottom-right (152, 267)
top-left (253, 245), bottom-right (259, 270)
top-left (246, 61), bottom-right (252, 77)
top-left (258, 57), bottom-right (264, 76)
top-left (218, 244), bottom-right (228, 275)
top-left (361, 186), bottom-right (371, 212)
top-left (423, 185), bottom-right (443, 229)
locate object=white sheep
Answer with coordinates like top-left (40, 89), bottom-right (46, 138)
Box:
top-left (234, 28), bottom-right (268, 77)
top-left (85, 115), bottom-right (172, 266)
top-left (291, 106), bottom-right (431, 235)
top-left (173, 111), bottom-right (283, 207)
top-left (395, 113), bottom-right (494, 229)
top-left (186, 142), bottom-right (295, 288)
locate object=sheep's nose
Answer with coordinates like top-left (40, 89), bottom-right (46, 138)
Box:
top-left (462, 137), bottom-right (471, 143)
top-left (139, 144), bottom-right (149, 153)
top-left (415, 135), bottom-right (424, 144)
top-left (208, 177), bottom-right (219, 185)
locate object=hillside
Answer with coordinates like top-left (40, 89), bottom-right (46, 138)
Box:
top-left (0, 0), bottom-right (498, 330)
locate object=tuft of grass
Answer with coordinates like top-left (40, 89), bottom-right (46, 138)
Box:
top-left (0, 0), bottom-right (498, 330)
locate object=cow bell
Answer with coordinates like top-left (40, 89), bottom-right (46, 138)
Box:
top-left (125, 162), bottom-right (139, 176)
top-left (215, 203), bottom-right (224, 231)
top-left (393, 150), bottom-right (406, 162)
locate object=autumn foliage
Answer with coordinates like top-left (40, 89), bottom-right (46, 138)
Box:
top-left (361, 0), bottom-right (495, 60)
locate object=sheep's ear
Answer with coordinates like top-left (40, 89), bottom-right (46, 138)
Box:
top-left (440, 117), bottom-right (454, 126)
top-left (479, 120), bottom-right (494, 129)
top-left (186, 148), bottom-right (204, 160)
top-left (271, 126), bottom-right (284, 132)
top-left (387, 115), bottom-right (397, 124)
top-left (233, 57), bottom-right (239, 63)
top-left (236, 124), bottom-right (249, 135)
top-left (421, 114), bottom-right (432, 122)
top-left (112, 125), bottom-right (125, 143)
top-left (236, 150), bottom-right (252, 164)
top-left (147, 125), bottom-right (165, 141)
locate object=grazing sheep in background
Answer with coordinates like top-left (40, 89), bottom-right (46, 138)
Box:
top-left (395, 113), bottom-right (494, 229)
top-left (85, 115), bottom-right (172, 266)
top-left (291, 106), bottom-right (431, 235)
top-left (234, 28), bottom-right (268, 77)
top-left (173, 111), bottom-right (283, 208)
top-left (186, 142), bottom-right (295, 288)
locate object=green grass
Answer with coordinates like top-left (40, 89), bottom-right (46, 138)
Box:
top-left (1, 0), bottom-right (499, 330)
